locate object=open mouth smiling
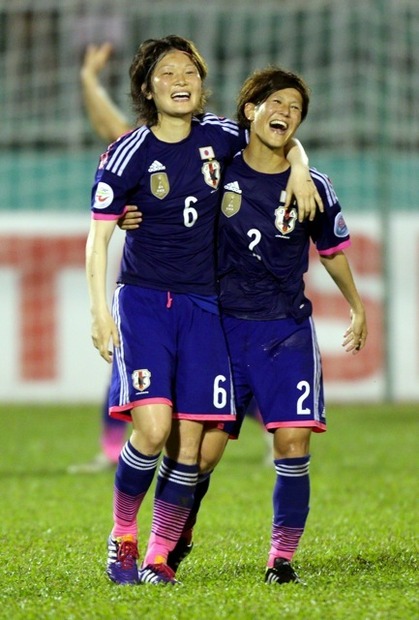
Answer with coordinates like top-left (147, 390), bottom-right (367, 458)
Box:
top-left (269, 120), bottom-right (288, 132)
top-left (171, 91), bottom-right (191, 101)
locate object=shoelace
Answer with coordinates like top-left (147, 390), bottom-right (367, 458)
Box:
top-left (148, 563), bottom-right (176, 581)
top-left (117, 540), bottom-right (139, 569)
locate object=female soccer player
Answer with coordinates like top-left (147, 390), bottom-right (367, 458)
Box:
top-left (86, 36), bottom-right (321, 586)
top-left (216, 66), bottom-right (367, 584)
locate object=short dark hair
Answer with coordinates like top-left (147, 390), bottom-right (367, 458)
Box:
top-left (236, 66), bottom-right (310, 130)
top-left (129, 35), bottom-right (209, 125)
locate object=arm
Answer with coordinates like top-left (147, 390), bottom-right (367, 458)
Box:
top-left (86, 218), bottom-right (120, 362)
top-left (284, 138), bottom-right (324, 222)
top-left (319, 251), bottom-right (367, 354)
top-left (118, 137), bottom-right (321, 232)
top-left (81, 43), bottom-right (132, 142)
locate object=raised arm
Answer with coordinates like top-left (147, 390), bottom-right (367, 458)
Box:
top-left (319, 251), bottom-right (368, 354)
top-left (81, 43), bottom-right (132, 142)
top-left (284, 138), bottom-right (324, 222)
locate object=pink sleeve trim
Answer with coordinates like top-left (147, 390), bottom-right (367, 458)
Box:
top-left (92, 213), bottom-right (120, 221)
top-left (92, 205), bottom-right (133, 221)
top-left (318, 239), bottom-right (351, 256)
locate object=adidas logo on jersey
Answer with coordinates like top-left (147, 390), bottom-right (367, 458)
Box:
top-left (148, 160), bottom-right (166, 173)
top-left (224, 181), bottom-right (242, 194)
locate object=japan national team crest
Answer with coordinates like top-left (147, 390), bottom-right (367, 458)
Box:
top-left (221, 192), bottom-right (241, 217)
top-left (274, 206), bottom-right (298, 235)
top-left (201, 159), bottom-right (221, 189)
top-left (150, 173), bottom-right (170, 199)
top-left (132, 369), bottom-right (151, 392)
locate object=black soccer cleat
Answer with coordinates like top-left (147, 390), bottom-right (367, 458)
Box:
top-left (264, 557), bottom-right (302, 585)
top-left (167, 537), bottom-right (194, 573)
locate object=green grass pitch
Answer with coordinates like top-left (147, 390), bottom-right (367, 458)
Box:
top-left (0, 403), bottom-right (417, 619)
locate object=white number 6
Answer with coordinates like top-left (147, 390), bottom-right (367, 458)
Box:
top-left (213, 375), bottom-right (227, 409)
top-left (183, 196), bottom-right (198, 228)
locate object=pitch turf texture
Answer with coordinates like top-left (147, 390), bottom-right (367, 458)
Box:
top-left (0, 404), bottom-right (417, 620)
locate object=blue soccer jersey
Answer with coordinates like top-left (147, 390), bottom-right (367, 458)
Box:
top-left (218, 152), bottom-right (351, 319)
top-left (91, 113), bottom-right (245, 295)
top-left (217, 153), bottom-right (347, 436)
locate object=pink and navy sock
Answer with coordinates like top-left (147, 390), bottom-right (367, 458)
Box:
top-left (268, 455), bottom-right (310, 566)
top-left (112, 440), bottom-right (160, 539)
top-left (181, 470), bottom-right (212, 540)
top-left (144, 456), bottom-right (199, 565)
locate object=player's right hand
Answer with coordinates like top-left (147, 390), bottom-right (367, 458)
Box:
top-left (91, 312), bottom-right (120, 363)
top-left (118, 205), bottom-right (142, 230)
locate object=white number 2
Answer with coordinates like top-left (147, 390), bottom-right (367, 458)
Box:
top-left (247, 228), bottom-right (262, 259)
top-left (296, 380), bottom-right (311, 415)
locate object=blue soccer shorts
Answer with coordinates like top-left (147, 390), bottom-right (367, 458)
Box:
top-left (221, 315), bottom-right (326, 438)
top-left (108, 284), bottom-right (236, 423)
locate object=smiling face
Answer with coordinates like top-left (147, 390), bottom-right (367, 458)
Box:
top-left (244, 88), bottom-right (303, 149)
top-left (146, 50), bottom-right (203, 121)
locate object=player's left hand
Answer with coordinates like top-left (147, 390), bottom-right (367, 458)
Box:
top-left (285, 164), bottom-right (324, 222)
top-left (342, 308), bottom-right (368, 355)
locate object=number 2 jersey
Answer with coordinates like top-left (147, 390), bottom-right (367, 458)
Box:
top-left (218, 152), bottom-right (351, 321)
top-left (91, 113), bottom-right (246, 296)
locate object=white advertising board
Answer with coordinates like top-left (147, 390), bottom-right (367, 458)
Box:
top-left (1, 212), bottom-right (416, 403)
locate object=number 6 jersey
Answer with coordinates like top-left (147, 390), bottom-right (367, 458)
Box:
top-left (91, 113), bottom-right (245, 295)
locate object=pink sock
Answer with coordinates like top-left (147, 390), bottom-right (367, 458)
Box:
top-left (143, 533), bottom-right (174, 566)
top-left (101, 426), bottom-right (126, 463)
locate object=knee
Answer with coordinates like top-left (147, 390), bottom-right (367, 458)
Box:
top-left (273, 429), bottom-right (311, 460)
top-left (198, 431), bottom-right (228, 473)
top-left (131, 425), bottom-right (170, 455)
top-left (274, 443), bottom-right (309, 459)
top-left (198, 453), bottom-right (219, 474)
top-left (175, 441), bottom-right (201, 465)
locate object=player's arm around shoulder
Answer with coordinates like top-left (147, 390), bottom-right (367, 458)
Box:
top-left (284, 139), bottom-right (324, 222)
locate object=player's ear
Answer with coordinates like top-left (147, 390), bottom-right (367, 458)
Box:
top-left (244, 102), bottom-right (255, 122)
top-left (141, 83), bottom-right (153, 100)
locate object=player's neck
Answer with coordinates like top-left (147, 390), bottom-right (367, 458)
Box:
top-left (150, 113), bottom-right (192, 143)
top-left (243, 142), bottom-right (289, 174)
